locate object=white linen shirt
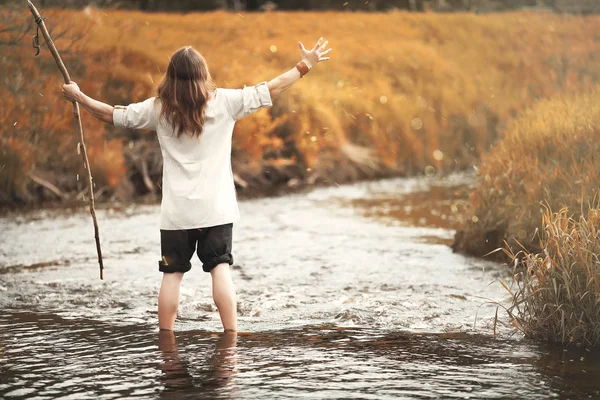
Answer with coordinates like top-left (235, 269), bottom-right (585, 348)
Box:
top-left (113, 82), bottom-right (273, 230)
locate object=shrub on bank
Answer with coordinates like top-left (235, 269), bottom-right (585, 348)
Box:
top-left (453, 89), bottom-right (600, 258)
top-left (500, 207), bottom-right (600, 347)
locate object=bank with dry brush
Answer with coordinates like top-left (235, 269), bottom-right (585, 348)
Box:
top-left (453, 89), bottom-right (600, 346)
top-left (2, 9), bottom-right (600, 207)
top-left (453, 89), bottom-right (600, 258)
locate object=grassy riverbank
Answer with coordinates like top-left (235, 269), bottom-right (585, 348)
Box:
top-left (453, 89), bottom-right (600, 346)
top-left (453, 89), bottom-right (600, 258)
top-left (2, 9), bottom-right (600, 204)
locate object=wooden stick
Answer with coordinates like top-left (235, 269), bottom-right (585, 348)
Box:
top-left (27, 0), bottom-right (105, 280)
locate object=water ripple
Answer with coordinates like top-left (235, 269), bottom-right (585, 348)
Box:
top-left (1, 176), bottom-right (599, 398)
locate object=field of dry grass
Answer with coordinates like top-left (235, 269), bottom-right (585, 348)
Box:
top-left (2, 9), bottom-right (600, 204)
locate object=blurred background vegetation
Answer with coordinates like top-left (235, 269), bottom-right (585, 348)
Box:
top-left (2, 0), bottom-right (600, 12)
top-left (1, 0), bottom-right (599, 206)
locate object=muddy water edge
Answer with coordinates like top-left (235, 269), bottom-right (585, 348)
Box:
top-left (1, 174), bottom-right (599, 399)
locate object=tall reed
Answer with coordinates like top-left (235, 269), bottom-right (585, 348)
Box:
top-left (500, 206), bottom-right (600, 347)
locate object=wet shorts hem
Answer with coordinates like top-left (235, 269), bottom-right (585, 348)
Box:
top-left (158, 260), bottom-right (192, 274)
top-left (202, 254), bottom-right (234, 273)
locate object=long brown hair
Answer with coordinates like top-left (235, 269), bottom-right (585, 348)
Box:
top-left (157, 46), bottom-right (215, 138)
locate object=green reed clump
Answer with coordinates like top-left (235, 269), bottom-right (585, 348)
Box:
top-left (500, 207), bottom-right (600, 347)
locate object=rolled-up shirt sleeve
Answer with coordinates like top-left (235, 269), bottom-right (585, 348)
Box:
top-left (113, 97), bottom-right (158, 130)
top-left (221, 82), bottom-right (273, 121)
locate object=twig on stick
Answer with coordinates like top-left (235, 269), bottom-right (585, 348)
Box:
top-left (27, 172), bottom-right (68, 200)
top-left (27, 0), bottom-right (105, 280)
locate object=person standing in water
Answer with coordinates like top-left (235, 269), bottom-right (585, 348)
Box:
top-left (61, 38), bottom-right (332, 332)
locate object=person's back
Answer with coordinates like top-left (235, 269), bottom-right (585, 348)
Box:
top-left (116, 84), bottom-right (271, 230)
top-left (61, 39), bottom-right (332, 332)
top-left (156, 89), bottom-right (241, 230)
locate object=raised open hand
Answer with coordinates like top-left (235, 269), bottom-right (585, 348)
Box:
top-left (299, 37), bottom-right (332, 68)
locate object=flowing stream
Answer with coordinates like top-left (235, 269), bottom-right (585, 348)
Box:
top-left (1, 174), bottom-right (598, 399)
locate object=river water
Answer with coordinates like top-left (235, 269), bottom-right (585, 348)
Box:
top-left (1, 175), bottom-right (598, 399)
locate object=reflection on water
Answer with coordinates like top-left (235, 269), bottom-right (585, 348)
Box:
top-left (158, 330), bottom-right (238, 399)
top-left (1, 175), bottom-right (599, 398)
top-left (1, 311), bottom-right (599, 399)
top-left (158, 330), bottom-right (195, 398)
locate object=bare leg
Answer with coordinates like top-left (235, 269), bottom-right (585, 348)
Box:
top-left (210, 263), bottom-right (237, 332)
top-left (158, 272), bottom-right (184, 330)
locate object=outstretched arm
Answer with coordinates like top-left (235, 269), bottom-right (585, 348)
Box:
top-left (267, 37), bottom-right (332, 98)
top-left (62, 83), bottom-right (114, 125)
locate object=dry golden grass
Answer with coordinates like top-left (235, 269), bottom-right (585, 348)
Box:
top-left (498, 207), bottom-right (600, 347)
top-left (454, 89), bottom-right (600, 257)
top-left (3, 9), bottom-right (600, 202)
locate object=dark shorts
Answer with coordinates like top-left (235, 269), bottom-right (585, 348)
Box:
top-left (159, 223), bottom-right (234, 273)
